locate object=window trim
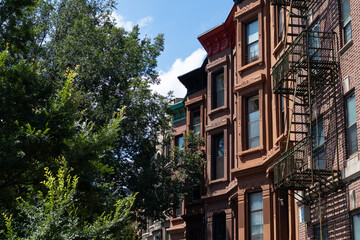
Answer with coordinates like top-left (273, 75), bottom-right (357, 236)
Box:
top-left (341, 0), bottom-right (352, 45)
top-left (312, 116), bottom-right (326, 170)
top-left (236, 83), bottom-right (265, 159)
top-left (345, 91), bottom-right (358, 158)
top-left (212, 70), bottom-right (225, 110)
top-left (248, 191), bottom-right (264, 240)
top-left (236, 6), bottom-right (264, 73)
top-left (207, 60), bottom-right (228, 115)
top-left (207, 127), bottom-right (228, 184)
top-left (190, 107), bottom-right (201, 136)
top-left (246, 94), bottom-right (260, 150)
top-left (245, 19), bottom-right (260, 65)
top-left (212, 132), bottom-right (225, 181)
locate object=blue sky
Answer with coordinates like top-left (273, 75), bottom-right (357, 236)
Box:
top-left (113, 0), bottom-right (235, 97)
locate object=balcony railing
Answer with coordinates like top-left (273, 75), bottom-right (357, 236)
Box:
top-left (270, 0), bottom-right (315, 9)
top-left (272, 31), bottom-right (338, 95)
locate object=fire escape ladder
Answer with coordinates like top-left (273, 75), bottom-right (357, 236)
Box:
top-left (271, 0), bottom-right (342, 205)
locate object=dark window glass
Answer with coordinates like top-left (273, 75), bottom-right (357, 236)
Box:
top-left (213, 72), bottom-right (224, 109)
top-left (191, 108), bottom-right (201, 135)
top-left (309, 23), bottom-right (320, 61)
top-left (246, 19), bottom-right (259, 64)
top-left (213, 212), bottom-right (226, 240)
top-left (212, 133), bottom-right (224, 180)
top-left (278, 7), bottom-right (283, 43)
top-left (175, 199), bottom-right (182, 217)
top-left (247, 95), bottom-right (260, 149)
top-left (280, 96), bottom-right (285, 133)
top-left (313, 118), bottom-right (325, 169)
top-left (249, 192), bottom-right (263, 240)
top-left (314, 224), bottom-right (328, 240)
top-left (346, 93), bottom-right (358, 157)
top-left (341, 0), bottom-right (352, 44)
top-left (175, 135), bottom-right (184, 164)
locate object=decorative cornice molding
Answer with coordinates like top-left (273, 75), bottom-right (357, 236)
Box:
top-left (205, 118), bottom-right (229, 132)
top-left (235, 0), bottom-right (263, 20)
top-left (234, 74), bottom-right (265, 92)
top-left (206, 55), bottom-right (227, 71)
top-left (185, 95), bottom-right (204, 107)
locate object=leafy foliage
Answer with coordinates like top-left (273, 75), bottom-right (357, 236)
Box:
top-left (1, 160), bottom-right (137, 240)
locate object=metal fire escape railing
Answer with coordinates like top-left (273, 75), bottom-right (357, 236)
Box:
top-left (271, 0), bottom-right (341, 203)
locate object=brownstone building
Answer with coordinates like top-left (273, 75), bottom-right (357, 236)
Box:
top-left (165, 0), bottom-right (360, 239)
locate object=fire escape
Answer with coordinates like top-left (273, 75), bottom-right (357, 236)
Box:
top-left (271, 0), bottom-right (342, 204)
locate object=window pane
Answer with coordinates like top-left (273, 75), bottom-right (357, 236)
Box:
top-left (248, 95), bottom-right (260, 149)
top-left (175, 200), bottom-right (182, 217)
top-left (344, 22), bottom-right (352, 44)
top-left (313, 118), bottom-right (324, 148)
top-left (249, 111), bottom-right (260, 122)
top-left (216, 156), bottom-right (224, 179)
top-left (247, 20), bottom-right (259, 44)
top-left (249, 136), bottom-right (260, 149)
top-left (278, 7), bottom-right (283, 42)
top-left (341, 0), bottom-right (351, 21)
top-left (216, 90), bottom-right (224, 108)
top-left (248, 95), bottom-right (259, 113)
top-left (250, 192), bottom-right (263, 211)
top-left (346, 94), bottom-right (356, 126)
top-left (250, 211), bottom-right (264, 234)
top-left (213, 72), bottom-right (224, 109)
top-left (314, 147), bottom-right (326, 169)
top-left (347, 124), bottom-right (358, 156)
top-left (176, 136), bottom-right (184, 150)
top-left (250, 192), bottom-right (263, 240)
top-left (192, 109), bottom-right (201, 135)
top-left (354, 214), bottom-right (360, 240)
top-left (216, 73), bottom-right (224, 91)
top-left (247, 41), bottom-right (259, 63)
top-left (213, 133), bottom-right (224, 180)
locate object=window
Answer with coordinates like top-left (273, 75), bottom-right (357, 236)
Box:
top-left (213, 212), bottom-right (226, 240)
top-left (191, 108), bottom-right (201, 135)
top-left (309, 23), bottom-right (320, 61)
top-left (278, 7), bottom-right (283, 43)
top-left (341, 0), bottom-right (352, 44)
top-left (212, 133), bottom-right (224, 180)
top-left (213, 71), bottom-right (224, 109)
top-left (353, 212), bottom-right (360, 240)
top-left (280, 96), bottom-right (285, 133)
top-left (175, 199), bottom-right (182, 217)
top-left (346, 93), bottom-right (358, 157)
top-left (247, 95), bottom-right (260, 149)
top-left (175, 135), bottom-right (184, 163)
top-left (246, 19), bottom-right (259, 64)
top-left (313, 118), bottom-right (325, 169)
top-left (249, 192), bottom-right (263, 240)
top-left (314, 224), bottom-right (328, 240)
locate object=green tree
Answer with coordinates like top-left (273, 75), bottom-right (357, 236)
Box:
top-left (0, 0), bottom-right (206, 230)
top-left (2, 160), bottom-right (137, 240)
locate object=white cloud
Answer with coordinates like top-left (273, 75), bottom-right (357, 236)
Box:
top-left (152, 48), bottom-right (207, 98)
top-left (137, 16), bottom-right (153, 28)
top-left (111, 12), bottom-right (153, 31)
top-left (111, 12), bottom-right (133, 31)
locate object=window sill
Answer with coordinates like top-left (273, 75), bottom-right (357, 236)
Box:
top-left (208, 105), bottom-right (227, 116)
top-left (239, 59), bottom-right (263, 73)
top-left (340, 39), bottom-right (353, 56)
top-left (209, 177), bottom-right (227, 185)
top-left (238, 145), bottom-right (264, 159)
top-left (273, 39), bottom-right (284, 56)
